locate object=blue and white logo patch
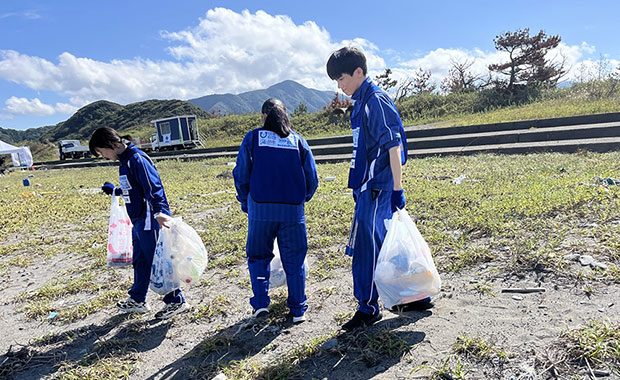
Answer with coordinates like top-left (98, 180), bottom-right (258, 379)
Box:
top-left (258, 130), bottom-right (298, 150)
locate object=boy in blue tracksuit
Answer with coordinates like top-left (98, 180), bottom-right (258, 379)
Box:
top-left (233, 98), bottom-right (318, 323)
top-left (326, 47), bottom-right (431, 331)
top-left (89, 126), bottom-right (189, 320)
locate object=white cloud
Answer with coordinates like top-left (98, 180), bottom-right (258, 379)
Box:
top-left (389, 41), bottom-right (602, 88)
top-left (162, 8), bottom-right (384, 92)
top-left (54, 102), bottom-right (79, 114)
top-left (4, 96), bottom-right (77, 116)
top-left (0, 8), bottom-right (384, 107)
top-left (570, 58), bottom-right (620, 82)
top-left (0, 7), bottom-right (611, 110)
top-left (389, 48), bottom-right (506, 88)
top-left (0, 11), bottom-right (41, 20)
top-left (5, 97), bottom-right (55, 116)
top-left (580, 42), bottom-right (596, 55)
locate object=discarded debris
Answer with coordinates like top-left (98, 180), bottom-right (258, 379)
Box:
top-left (325, 176), bottom-right (337, 182)
top-left (501, 287), bottom-right (545, 293)
top-left (601, 177), bottom-right (619, 186)
top-left (511, 295), bottom-right (523, 301)
top-left (79, 188), bottom-right (102, 194)
top-left (565, 254), bottom-right (608, 271)
top-left (591, 261), bottom-right (608, 270)
top-left (579, 255), bottom-right (595, 266)
top-left (592, 368), bottom-right (611, 377)
top-left (452, 174), bottom-right (467, 184)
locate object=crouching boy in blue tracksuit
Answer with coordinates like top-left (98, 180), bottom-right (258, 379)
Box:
top-left (89, 126), bottom-right (189, 320)
top-left (326, 47), bottom-right (432, 331)
top-left (233, 98), bottom-right (319, 324)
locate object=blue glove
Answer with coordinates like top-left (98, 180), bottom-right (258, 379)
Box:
top-left (102, 182), bottom-right (121, 196)
top-left (241, 202), bottom-right (248, 213)
top-left (391, 189), bottom-right (406, 213)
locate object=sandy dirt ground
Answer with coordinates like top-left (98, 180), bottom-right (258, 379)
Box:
top-left (1, 246), bottom-right (618, 380)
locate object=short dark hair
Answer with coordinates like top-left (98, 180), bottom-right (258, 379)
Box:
top-left (326, 47), bottom-right (367, 80)
top-left (261, 98), bottom-right (291, 138)
top-left (89, 126), bottom-right (123, 156)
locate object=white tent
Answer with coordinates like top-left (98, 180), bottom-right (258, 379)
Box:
top-left (0, 139), bottom-right (33, 167)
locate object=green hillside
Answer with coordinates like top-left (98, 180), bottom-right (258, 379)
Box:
top-left (0, 99), bottom-right (212, 161)
top-left (1, 99), bottom-right (211, 145)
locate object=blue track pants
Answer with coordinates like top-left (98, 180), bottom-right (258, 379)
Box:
top-left (346, 189), bottom-right (391, 315)
top-left (246, 220), bottom-right (308, 317)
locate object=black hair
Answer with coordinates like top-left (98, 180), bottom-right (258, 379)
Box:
top-left (326, 47), bottom-right (367, 80)
top-left (88, 126), bottom-right (124, 156)
top-left (261, 98), bottom-right (291, 138)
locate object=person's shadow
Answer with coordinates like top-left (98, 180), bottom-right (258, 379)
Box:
top-left (149, 307), bottom-right (432, 380)
top-left (1, 313), bottom-right (169, 380)
top-left (148, 312), bottom-right (290, 379)
top-left (291, 309), bottom-right (432, 380)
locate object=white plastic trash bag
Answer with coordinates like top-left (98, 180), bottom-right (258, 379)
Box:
top-left (165, 217), bottom-right (209, 285)
top-left (150, 231), bottom-right (180, 295)
top-left (150, 216), bottom-right (208, 296)
top-left (375, 209), bottom-right (441, 309)
top-left (107, 195), bottom-right (133, 267)
top-left (269, 239), bottom-right (309, 289)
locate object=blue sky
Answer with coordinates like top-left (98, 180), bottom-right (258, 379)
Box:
top-left (1, 0), bottom-right (619, 131)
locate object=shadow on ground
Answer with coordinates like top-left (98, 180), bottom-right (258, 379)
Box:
top-left (1, 313), bottom-right (169, 379)
top-left (149, 309), bottom-right (431, 380)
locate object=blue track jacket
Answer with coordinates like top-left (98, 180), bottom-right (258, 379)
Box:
top-left (233, 128), bottom-right (318, 222)
top-left (349, 77), bottom-right (407, 193)
top-left (117, 143), bottom-right (171, 229)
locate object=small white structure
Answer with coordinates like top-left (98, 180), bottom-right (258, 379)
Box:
top-left (150, 115), bottom-right (204, 151)
top-left (0, 139), bottom-right (33, 167)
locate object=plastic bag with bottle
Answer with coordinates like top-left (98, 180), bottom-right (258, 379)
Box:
top-left (374, 208), bottom-right (441, 309)
top-left (106, 195), bottom-right (133, 267)
top-left (150, 217), bottom-right (208, 295)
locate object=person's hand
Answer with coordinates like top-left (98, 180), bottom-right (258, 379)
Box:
top-left (102, 182), bottom-right (115, 195)
top-left (241, 202), bottom-right (248, 213)
top-left (155, 213), bottom-right (173, 229)
top-left (391, 189), bottom-right (406, 213)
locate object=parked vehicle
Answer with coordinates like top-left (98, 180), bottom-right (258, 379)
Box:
top-left (133, 135), bottom-right (158, 153)
top-left (58, 140), bottom-right (91, 160)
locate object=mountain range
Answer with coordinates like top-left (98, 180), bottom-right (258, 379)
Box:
top-left (0, 100), bottom-right (211, 144)
top-left (0, 80), bottom-right (335, 145)
top-left (188, 80), bottom-right (335, 115)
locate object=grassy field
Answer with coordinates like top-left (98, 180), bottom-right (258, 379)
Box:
top-left (5, 153), bottom-right (619, 281)
top-left (1, 150), bottom-right (619, 378)
top-left (446, 98), bottom-right (620, 127)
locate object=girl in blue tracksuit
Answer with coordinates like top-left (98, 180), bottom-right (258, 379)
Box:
top-left (89, 126), bottom-right (188, 320)
top-left (233, 98), bottom-right (319, 323)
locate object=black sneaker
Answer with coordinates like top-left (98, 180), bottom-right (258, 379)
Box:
top-left (155, 302), bottom-right (189, 320)
top-left (287, 313), bottom-right (306, 324)
top-left (342, 311), bottom-right (382, 331)
top-left (390, 297), bottom-right (434, 313)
